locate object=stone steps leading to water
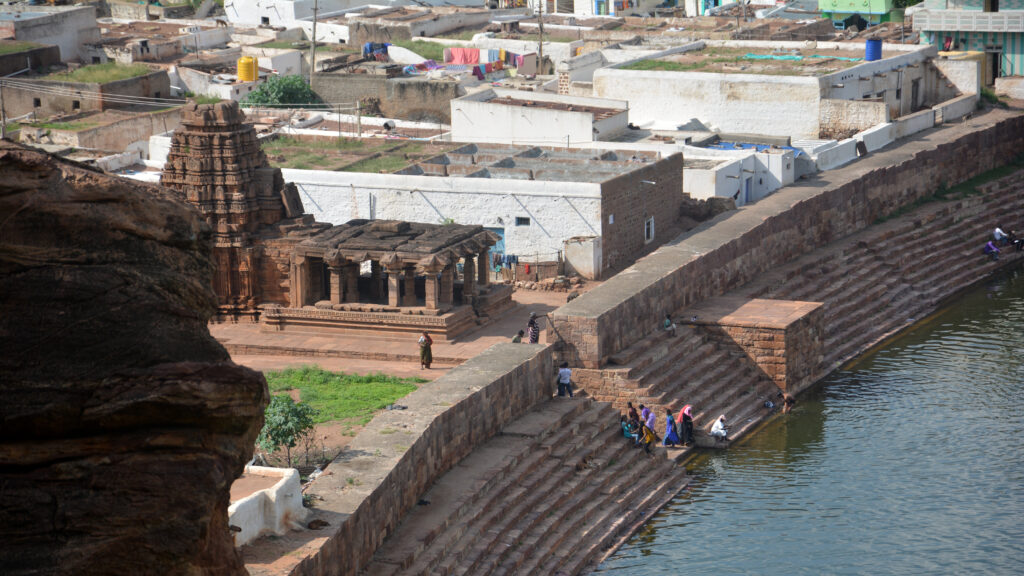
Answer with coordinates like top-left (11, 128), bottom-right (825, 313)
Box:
top-left (361, 396), bottom-right (686, 576)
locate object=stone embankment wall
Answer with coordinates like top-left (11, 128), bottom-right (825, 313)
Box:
top-left (265, 343), bottom-right (553, 576)
top-left (551, 111), bottom-right (1024, 369)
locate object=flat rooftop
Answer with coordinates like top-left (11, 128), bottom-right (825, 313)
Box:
top-left (484, 96), bottom-right (624, 121)
top-left (624, 46), bottom-right (896, 76)
top-left (98, 21), bottom-right (209, 40)
top-left (397, 143), bottom-right (664, 183)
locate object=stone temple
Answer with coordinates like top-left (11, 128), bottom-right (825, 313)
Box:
top-left (160, 101), bottom-right (511, 338)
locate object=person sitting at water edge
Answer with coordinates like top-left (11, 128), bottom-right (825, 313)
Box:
top-left (783, 394), bottom-right (796, 414)
top-left (663, 314), bottom-right (677, 337)
top-left (994, 225), bottom-right (1010, 246)
top-left (983, 241), bottom-right (1000, 261)
top-left (710, 415), bottom-right (729, 440)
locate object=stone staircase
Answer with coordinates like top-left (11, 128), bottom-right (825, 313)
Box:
top-left (580, 324), bottom-right (783, 448)
top-left (361, 396), bottom-right (688, 576)
top-left (743, 170), bottom-right (1024, 373)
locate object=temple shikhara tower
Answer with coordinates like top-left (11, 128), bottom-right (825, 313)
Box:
top-left (160, 101), bottom-right (510, 338)
top-left (160, 101), bottom-right (306, 316)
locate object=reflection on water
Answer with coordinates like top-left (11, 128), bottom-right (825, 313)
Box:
top-left (596, 269), bottom-right (1024, 575)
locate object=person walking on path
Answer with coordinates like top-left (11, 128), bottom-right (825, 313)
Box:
top-left (418, 331), bottom-right (433, 369)
top-left (644, 406), bottom-right (656, 432)
top-left (663, 408), bottom-right (681, 447)
top-left (512, 330), bottom-right (524, 343)
top-left (556, 362), bottom-right (573, 397)
top-left (527, 312), bottom-right (540, 344)
top-left (678, 405), bottom-right (695, 446)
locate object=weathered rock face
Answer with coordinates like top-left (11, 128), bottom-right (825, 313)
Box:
top-left (0, 141), bottom-right (269, 575)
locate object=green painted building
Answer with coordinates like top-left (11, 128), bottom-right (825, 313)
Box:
top-left (819, 0), bottom-right (897, 28)
top-left (914, 0), bottom-right (1024, 83)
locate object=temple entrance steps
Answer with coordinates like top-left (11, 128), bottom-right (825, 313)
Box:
top-left (361, 396), bottom-right (688, 576)
top-left (741, 170), bottom-right (1024, 373)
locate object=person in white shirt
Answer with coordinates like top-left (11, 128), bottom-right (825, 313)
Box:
top-left (994, 226), bottom-right (1010, 245)
top-left (556, 362), bottom-right (573, 397)
top-left (710, 415), bottom-right (728, 440)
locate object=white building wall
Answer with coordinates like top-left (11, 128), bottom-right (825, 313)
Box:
top-left (593, 68), bottom-right (824, 138)
top-left (223, 0), bottom-right (351, 26)
top-left (281, 169), bottom-right (604, 258)
top-left (5, 6), bottom-right (99, 61)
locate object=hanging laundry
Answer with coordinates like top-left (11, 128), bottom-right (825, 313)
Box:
top-left (484, 62), bottom-right (494, 73)
top-left (494, 60), bottom-right (503, 71)
top-left (472, 65), bottom-right (485, 80)
top-left (499, 48), bottom-right (506, 61)
top-left (450, 47), bottom-right (480, 65)
top-left (443, 47), bottom-right (452, 62)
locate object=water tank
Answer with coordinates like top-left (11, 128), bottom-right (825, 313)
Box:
top-left (237, 56), bottom-right (257, 82)
top-left (865, 38), bottom-right (882, 62)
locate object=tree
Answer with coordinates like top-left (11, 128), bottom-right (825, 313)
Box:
top-left (241, 75), bottom-right (321, 107)
top-left (257, 395), bottom-right (317, 468)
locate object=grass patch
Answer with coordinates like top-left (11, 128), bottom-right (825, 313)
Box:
top-left (390, 40), bottom-right (445, 62)
top-left (341, 153), bottom-right (416, 173)
top-left (265, 366), bottom-right (423, 426)
top-left (874, 154), bottom-right (1024, 224)
top-left (28, 121), bottom-right (98, 132)
top-left (980, 87), bottom-right (1008, 109)
top-left (47, 62), bottom-right (151, 84)
top-left (0, 41), bottom-right (41, 55)
top-left (264, 136), bottom-right (366, 152)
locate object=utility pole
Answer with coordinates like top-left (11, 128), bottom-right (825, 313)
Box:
top-left (0, 80), bottom-right (7, 140)
top-left (536, 1), bottom-right (544, 75)
top-left (309, 0), bottom-right (319, 87)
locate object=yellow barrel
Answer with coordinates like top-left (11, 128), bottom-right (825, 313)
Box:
top-left (237, 56), bottom-right (257, 82)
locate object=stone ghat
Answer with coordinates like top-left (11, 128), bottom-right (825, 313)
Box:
top-left (242, 343), bottom-right (554, 576)
top-left (551, 108), bottom-right (1024, 369)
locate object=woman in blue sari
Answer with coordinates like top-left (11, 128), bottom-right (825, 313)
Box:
top-left (663, 408), bottom-right (681, 446)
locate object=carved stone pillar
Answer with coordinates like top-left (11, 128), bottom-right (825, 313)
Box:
top-left (402, 267), bottom-right (417, 307)
top-left (290, 255), bottom-right (307, 308)
top-left (328, 264), bottom-right (343, 305)
top-left (386, 268), bottom-right (400, 308)
top-left (370, 260), bottom-right (383, 302)
top-left (440, 264), bottom-right (454, 305)
top-left (478, 248), bottom-right (490, 287)
top-left (424, 267), bottom-right (440, 310)
top-left (463, 256), bottom-right (476, 301)
top-left (344, 263), bottom-right (360, 303)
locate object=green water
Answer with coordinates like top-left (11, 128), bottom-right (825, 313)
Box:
top-left (597, 268), bottom-right (1024, 575)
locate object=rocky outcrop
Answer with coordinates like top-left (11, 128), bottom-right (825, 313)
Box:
top-left (0, 141), bottom-right (269, 575)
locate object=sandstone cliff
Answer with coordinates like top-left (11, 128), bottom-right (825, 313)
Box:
top-left (0, 141), bottom-right (269, 575)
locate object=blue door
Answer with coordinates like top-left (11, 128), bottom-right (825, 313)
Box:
top-left (486, 227), bottom-right (505, 271)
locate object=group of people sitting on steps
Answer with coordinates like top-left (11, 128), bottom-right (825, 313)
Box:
top-left (984, 225), bottom-right (1022, 261)
top-left (620, 403), bottom-right (709, 456)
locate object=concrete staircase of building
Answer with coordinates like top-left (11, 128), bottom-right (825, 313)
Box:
top-left (361, 396), bottom-right (688, 576)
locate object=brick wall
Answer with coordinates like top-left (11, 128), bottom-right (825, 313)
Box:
top-left (599, 152), bottom-right (685, 273)
top-left (312, 74), bottom-right (460, 124)
top-left (551, 113), bottom-right (1024, 368)
top-left (281, 343), bottom-right (554, 576)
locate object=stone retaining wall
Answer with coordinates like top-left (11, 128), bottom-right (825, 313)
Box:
top-left (550, 111), bottom-right (1024, 368)
top-left (268, 343), bottom-right (553, 576)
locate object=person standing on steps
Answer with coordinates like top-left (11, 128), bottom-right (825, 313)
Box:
top-left (645, 405), bottom-right (656, 433)
top-left (639, 420), bottom-right (657, 456)
top-left (527, 312), bottom-right (541, 344)
top-left (663, 408), bottom-right (681, 447)
top-left (627, 401), bottom-right (640, 423)
top-left (418, 331), bottom-right (433, 370)
top-left (640, 404), bottom-right (651, 425)
top-left (556, 362), bottom-right (573, 397)
top-left (678, 404), bottom-right (694, 446)
top-left (710, 415), bottom-right (729, 441)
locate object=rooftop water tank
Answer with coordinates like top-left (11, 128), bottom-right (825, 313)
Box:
top-left (237, 56), bottom-right (257, 82)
